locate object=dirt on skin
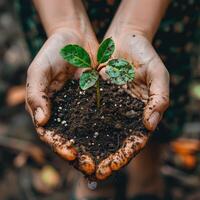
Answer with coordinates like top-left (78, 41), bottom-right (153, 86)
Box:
top-left (45, 79), bottom-right (148, 164)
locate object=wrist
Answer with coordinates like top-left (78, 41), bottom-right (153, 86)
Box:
top-left (106, 24), bottom-right (153, 43)
top-left (33, 0), bottom-right (93, 38)
top-left (47, 22), bottom-right (79, 37)
top-left (132, 27), bottom-right (154, 42)
top-left (106, 0), bottom-right (170, 43)
top-left (47, 18), bottom-right (96, 43)
top-left (48, 24), bottom-right (98, 49)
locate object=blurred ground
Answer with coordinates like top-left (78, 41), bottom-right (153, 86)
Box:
top-left (0, 1), bottom-right (200, 200)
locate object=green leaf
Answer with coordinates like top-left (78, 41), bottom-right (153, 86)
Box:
top-left (97, 38), bottom-right (115, 64)
top-left (60, 44), bottom-right (91, 68)
top-left (79, 70), bottom-right (99, 90)
top-left (106, 59), bottom-right (134, 85)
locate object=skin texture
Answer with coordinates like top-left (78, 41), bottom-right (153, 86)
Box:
top-left (26, 28), bottom-right (99, 173)
top-left (26, 29), bottom-right (98, 124)
top-left (26, 1), bottom-right (99, 175)
top-left (36, 127), bottom-right (78, 161)
top-left (105, 33), bottom-right (170, 132)
top-left (26, 0), bottom-right (170, 180)
top-left (106, 0), bottom-right (170, 42)
top-left (79, 155), bottom-right (96, 175)
top-left (96, 156), bottom-right (112, 180)
top-left (96, 132), bottom-right (149, 180)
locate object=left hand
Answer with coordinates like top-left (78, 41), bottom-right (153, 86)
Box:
top-left (95, 30), bottom-right (170, 180)
top-left (105, 31), bottom-right (170, 132)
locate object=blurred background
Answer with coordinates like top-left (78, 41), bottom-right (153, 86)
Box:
top-left (0, 1), bottom-right (200, 200)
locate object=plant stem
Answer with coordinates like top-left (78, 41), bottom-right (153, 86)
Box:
top-left (96, 78), bottom-right (100, 109)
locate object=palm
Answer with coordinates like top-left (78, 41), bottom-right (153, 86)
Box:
top-left (28, 31), bottom-right (83, 95)
top-left (27, 32), bottom-right (169, 180)
top-left (26, 30), bottom-right (99, 165)
top-left (109, 34), bottom-right (169, 130)
top-left (26, 29), bottom-right (99, 122)
top-left (111, 35), bottom-right (155, 103)
top-left (94, 34), bottom-right (170, 180)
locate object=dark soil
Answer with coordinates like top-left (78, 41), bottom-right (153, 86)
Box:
top-left (45, 79), bottom-right (148, 163)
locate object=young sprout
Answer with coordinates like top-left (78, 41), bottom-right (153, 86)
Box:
top-left (60, 38), bottom-right (135, 108)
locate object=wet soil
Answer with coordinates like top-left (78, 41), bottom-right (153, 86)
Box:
top-left (45, 80), bottom-right (148, 163)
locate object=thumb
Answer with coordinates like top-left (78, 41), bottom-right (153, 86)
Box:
top-left (26, 64), bottom-right (51, 126)
top-left (143, 59), bottom-right (170, 131)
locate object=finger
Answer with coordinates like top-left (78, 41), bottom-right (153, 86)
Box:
top-left (36, 127), bottom-right (77, 161)
top-left (79, 154), bottom-right (95, 175)
top-left (122, 133), bottom-right (148, 158)
top-left (110, 149), bottom-right (128, 171)
top-left (96, 156), bottom-right (112, 180)
top-left (37, 127), bottom-right (95, 173)
top-left (110, 132), bottom-right (148, 171)
top-left (144, 58), bottom-right (170, 131)
top-left (57, 146), bottom-right (77, 161)
top-left (96, 132), bottom-right (149, 180)
top-left (26, 63), bottom-right (51, 126)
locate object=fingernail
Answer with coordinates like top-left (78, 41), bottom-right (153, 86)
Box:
top-left (35, 107), bottom-right (45, 125)
top-left (148, 112), bottom-right (160, 131)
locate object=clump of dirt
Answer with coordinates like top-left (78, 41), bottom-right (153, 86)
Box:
top-left (45, 79), bottom-right (148, 163)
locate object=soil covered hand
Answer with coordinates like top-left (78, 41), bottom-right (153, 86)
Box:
top-left (26, 28), bottom-right (99, 162)
top-left (95, 32), bottom-right (170, 180)
top-left (105, 32), bottom-right (170, 132)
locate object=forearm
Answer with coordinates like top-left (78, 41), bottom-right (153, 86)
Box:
top-left (33, 0), bottom-right (93, 36)
top-left (107, 0), bottom-right (170, 41)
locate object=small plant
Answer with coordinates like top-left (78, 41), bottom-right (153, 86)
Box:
top-left (60, 38), bottom-right (134, 108)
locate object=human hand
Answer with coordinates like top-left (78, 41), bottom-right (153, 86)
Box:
top-left (95, 31), bottom-right (169, 180)
top-left (104, 31), bottom-right (170, 131)
top-left (26, 27), bottom-right (99, 162)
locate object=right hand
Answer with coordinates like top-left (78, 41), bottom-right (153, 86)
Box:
top-left (26, 28), bottom-right (99, 161)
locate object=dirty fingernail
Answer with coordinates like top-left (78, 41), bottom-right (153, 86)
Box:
top-left (148, 112), bottom-right (160, 131)
top-left (35, 107), bottom-right (45, 125)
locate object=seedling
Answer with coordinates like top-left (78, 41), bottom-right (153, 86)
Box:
top-left (60, 38), bottom-right (134, 108)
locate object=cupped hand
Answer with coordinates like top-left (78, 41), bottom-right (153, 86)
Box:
top-left (105, 32), bottom-right (170, 132)
top-left (26, 28), bottom-right (99, 126)
top-left (26, 28), bottom-right (99, 162)
top-left (95, 31), bottom-right (170, 180)
top-left (26, 27), bottom-right (169, 180)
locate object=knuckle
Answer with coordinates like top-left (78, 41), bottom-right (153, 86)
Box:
top-left (26, 94), bottom-right (35, 107)
top-left (165, 98), bottom-right (170, 108)
top-left (150, 94), bottom-right (169, 112)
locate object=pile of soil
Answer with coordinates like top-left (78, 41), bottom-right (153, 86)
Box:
top-left (45, 80), bottom-right (148, 163)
